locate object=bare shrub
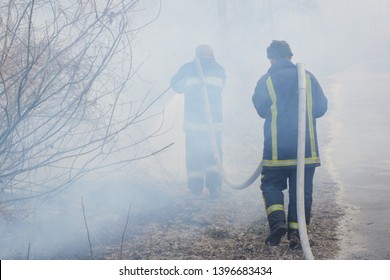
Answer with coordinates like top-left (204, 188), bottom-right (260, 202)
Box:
top-left (0, 0), bottom-right (167, 215)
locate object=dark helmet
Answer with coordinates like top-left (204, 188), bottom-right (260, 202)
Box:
top-left (195, 44), bottom-right (214, 59)
top-left (266, 40), bottom-right (293, 59)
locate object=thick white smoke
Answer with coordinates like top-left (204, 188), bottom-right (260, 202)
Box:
top-left (1, 0), bottom-right (389, 259)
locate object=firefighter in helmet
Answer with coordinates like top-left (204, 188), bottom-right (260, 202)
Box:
top-left (170, 45), bottom-right (226, 199)
top-left (252, 40), bottom-right (328, 248)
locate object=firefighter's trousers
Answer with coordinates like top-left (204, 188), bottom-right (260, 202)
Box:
top-left (185, 130), bottom-right (222, 196)
top-left (260, 167), bottom-right (316, 232)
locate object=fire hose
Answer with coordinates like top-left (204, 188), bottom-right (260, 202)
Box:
top-left (296, 63), bottom-right (314, 259)
top-left (194, 58), bottom-right (262, 190)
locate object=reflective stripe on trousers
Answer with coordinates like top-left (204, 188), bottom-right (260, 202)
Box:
top-left (261, 167), bottom-right (315, 229)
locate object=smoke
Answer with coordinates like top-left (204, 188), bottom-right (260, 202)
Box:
top-left (1, 0), bottom-right (389, 259)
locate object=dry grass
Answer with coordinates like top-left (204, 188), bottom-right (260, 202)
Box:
top-left (94, 172), bottom-right (342, 260)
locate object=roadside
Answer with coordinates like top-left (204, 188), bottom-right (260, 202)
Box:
top-left (324, 60), bottom-right (390, 259)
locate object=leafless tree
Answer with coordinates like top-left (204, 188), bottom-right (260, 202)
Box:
top-left (0, 0), bottom-right (168, 214)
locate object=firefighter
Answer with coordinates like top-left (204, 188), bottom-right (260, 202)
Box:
top-left (170, 45), bottom-right (226, 199)
top-left (252, 40), bottom-right (328, 248)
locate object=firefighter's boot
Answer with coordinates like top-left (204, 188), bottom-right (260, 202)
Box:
top-left (265, 222), bottom-right (287, 246)
top-left (288, 229), bottom-right (300, 249)
top-left (265, 204), bottom-right (287, 246)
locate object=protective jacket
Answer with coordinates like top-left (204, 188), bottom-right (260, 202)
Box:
top-left (252, 60), bottom-right (327, 168)
top-left (170, 57), bottom-right (225, 131)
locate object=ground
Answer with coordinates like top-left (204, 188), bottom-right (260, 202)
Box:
top-left (82, 108), bottom-right (343, 260)
top-left (90, 164), bottom-right (342, 260)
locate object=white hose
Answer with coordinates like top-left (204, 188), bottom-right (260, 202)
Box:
top-left (194, 58), bottom-right (262, 190)
top-left (296, 63), bottom-right (314, 260)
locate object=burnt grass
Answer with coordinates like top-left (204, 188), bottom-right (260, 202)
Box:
top-left (93, 166), bottom-right (342, 260)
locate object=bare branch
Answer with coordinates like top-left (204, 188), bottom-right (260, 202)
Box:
top-left (0, 0), bottom-right (169, 215)
top-left (82, 196), bottom-right (94, 260)
top-left (120, 203), bottom-right (132, 260)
